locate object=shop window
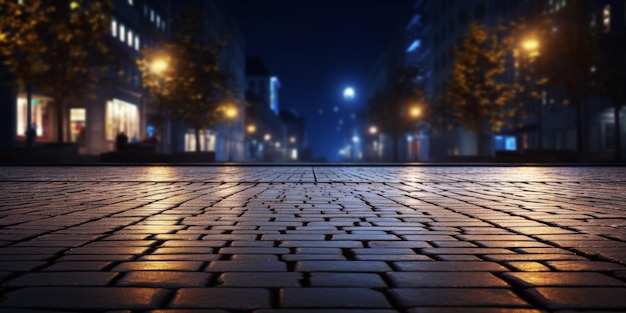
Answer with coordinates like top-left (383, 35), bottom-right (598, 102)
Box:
top-left (16, 96), bottom-right (53, 140)
top-left (70, 108), bottom-right (86, 144)
top-left (105, 99), bottom-right (139, 141)
top-left (185, 131), bottom-right (216, 152)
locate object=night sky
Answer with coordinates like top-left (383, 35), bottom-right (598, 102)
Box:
top-left (229, 0), bottom-right (415, 161)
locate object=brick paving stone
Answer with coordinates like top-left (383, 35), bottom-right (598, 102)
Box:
top-left (545, 260), bottom-right (626, 271)
top-left (393, 261), bottom-right (509, 272)
top-left (219, 247), bottom-right (291, 254)
top-left (505, 261), bottom-right (552, 272)
top-left (0, 287), bottom-right (170, 310)
top-left (524, 287), bottom-right (626, 310)
top-left (390, 288), bottom-right (530, 308)
top-left (309, 273), bottom-right (387, 287)
top-left (502, 272), bottom-right (626, 287)
top-left (255, 309), bottom-right (400, 313)
top-left (295, 261), bottom-right (392, 272)
top-left (482, 254), bottom-right (588, 262)
top-left (117, 271), bottom-right (213, 287)
top-left (170, 288), bottom-right (272, 310)
top-left (406, 309), bottom-right (545, 313)
top-left (206, 261), bottom-right (287, 272)
top-left (219, 272), bottom-right (302, 287)
top-left (232, 254), bottom-right (281, 261)
top-left (3, 272), bottom-right (118, 286)
top-left (387, 272), bottom-right (511, 288)
top-left (280, 241), bottom-right (364, 248)
top-left (138, 254), bottom-right (221, 261)
top-left (113, 261), bottom-right (204, 271)
top-left (280, 288), bottom-right (391, 308)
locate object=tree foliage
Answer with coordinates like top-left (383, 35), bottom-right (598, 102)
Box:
top-left (0, 0), bottom-right (112, 143)
top-left (444, 22), bottom-right (515, 156)
top-left (367, 66), bottom-right (428, 162)
top-left (137, 9), bottom-right (234, 152)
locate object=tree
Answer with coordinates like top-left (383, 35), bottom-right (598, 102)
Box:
top-left (367, 66), bottom-right (428, 162)
top-left (137, 9), bottom-right (233, 153)
top-left (0, 0), bottom-right (112, 144)
top-left (444, 22), bottom-right (516, 156)
top-left (533, 0), bottom-right (604, 153)
top-left (507, 18), bottom-right (548, 151)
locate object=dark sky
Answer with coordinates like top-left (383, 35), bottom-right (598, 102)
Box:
top-left (229, 0), bottom-right (415, 161)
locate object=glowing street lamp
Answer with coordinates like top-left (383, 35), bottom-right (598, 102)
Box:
top-left (246, 124), bottom-right (257, 134)
top-left (343, 87), bottom-right (355, 100)
top-left (521, 38), bottom-right (540, 58)
top-left (223, 105), bottom-right (238, 162)
top-left (369, 126), bottom-right (378, 135)
top-left (151, 58), bottom-right (168, 74)
top-left (409, 105), bottom-right (422, 119)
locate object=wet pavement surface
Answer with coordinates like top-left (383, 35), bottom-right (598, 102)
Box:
top-left (0, 165), bottom-right (625, 313)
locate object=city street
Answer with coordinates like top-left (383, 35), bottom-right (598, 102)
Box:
top-left (0, 165), bottom-right (625, 312)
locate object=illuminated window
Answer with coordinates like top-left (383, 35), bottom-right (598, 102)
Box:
top-left (407, 39), bottom-right (421, 52)
top-left (119, 24), bottom-right (125, 42)
top-left (127, 30), bottom-right (133, 47)
top-left (105, 99), bottom-right (139, 141)
top-left (150, 9), bottom-right (154, 22)
top-left (156, 15), bottom-right (160, 26)
top-left (16, 96), bottom-right (50, 138)
top-left (111, 18), bottom-right (117, 37)
top-left (128, 0), bottom-right (133, 5)
top-left (134, 35), bottom-right (140, 51)
top-left (185, 131), bottom-right (215, 152)
top-left (603, 4), bottom-right (611, 33)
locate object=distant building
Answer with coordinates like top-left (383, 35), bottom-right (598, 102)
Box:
top-left (166, 0), bottom-right (246, 161)
top-left (244, 57), bottom-right (286, 162)
top-left (280, 110), bottom-right (307, 161)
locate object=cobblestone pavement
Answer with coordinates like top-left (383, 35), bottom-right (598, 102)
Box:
top-left (0, 165), bottom-right (626, 313)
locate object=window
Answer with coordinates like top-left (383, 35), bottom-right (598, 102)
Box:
top-left (106, 99), bottom-right (139, 141)
top-left (127, 29), bottom-right (133, 47)
top-left (150, 9), bottom-right (154, 22)
top-left (111, 18), bottom-right (117, 37)
top-left (128, 0), bottom-right (133, 5)
top-left (134, 36), bottom-right (140, 51)
top-left (119, 24), bottom-right (125, 42)
top-left (603, 4), bottom-right (611, 33)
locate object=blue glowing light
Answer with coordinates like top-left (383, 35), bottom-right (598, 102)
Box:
top-left (407, 39), bottom-right (421, 52)
top-left (343, 87), bottom-right (355, 100)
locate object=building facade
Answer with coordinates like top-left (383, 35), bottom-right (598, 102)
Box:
top-left (244, 57), bottom-right (287, 162)
top-left (4, 0), bottom-right (247, 161)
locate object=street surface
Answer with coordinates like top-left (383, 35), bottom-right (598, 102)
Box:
top-left (0, 165), bottom-right (625, 312)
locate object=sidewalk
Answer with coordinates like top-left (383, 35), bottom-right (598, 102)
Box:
top-left (0, 165), bottom-right (625, 312)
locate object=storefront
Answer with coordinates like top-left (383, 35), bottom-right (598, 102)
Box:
top-left (15, 94), bottom-right (54, 142)
top-left (105, 98), bottom-right (140, 143)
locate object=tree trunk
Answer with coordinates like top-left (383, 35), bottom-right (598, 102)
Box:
top-left (391, 129), bottom-right (400, 163)
top-left (615, 103), bottom-right (622, 162)
top-left (194, 127), bottom-right (201, 152)
top-left (55, 99), bottom-right (65, 143)
top-left (25, 84), bottom-right (34, 148)
top-left (475, 124), bottom-right (484, 157)
top-left (575, 96), bottom-right (584, 154)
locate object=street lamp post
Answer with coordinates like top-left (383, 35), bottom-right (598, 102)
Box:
top-left (224, 105), bottom-right (238, 162)
top-left (516, 37), bottom-right (540, 150)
